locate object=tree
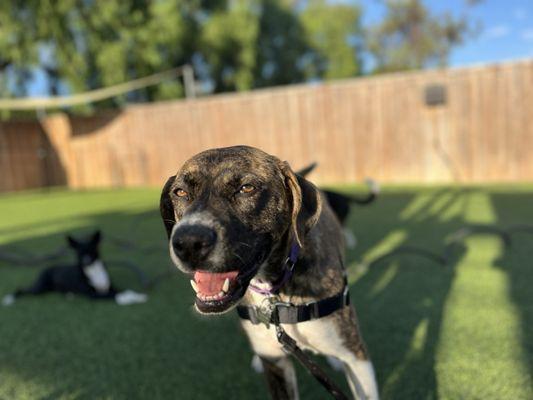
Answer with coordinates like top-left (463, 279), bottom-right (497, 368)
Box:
top-left (367, 0), bottom-right (479, 73)
top-left (0, 0), bottom-right (482, 114)
top-left (200, 0), bottom-right (260, 92)
top-left (0, 0), bottom-right (197, 108)
top-left (253, 0), bottom-right (311, 88)
top-left (300, 0), bottom-right (363, 80)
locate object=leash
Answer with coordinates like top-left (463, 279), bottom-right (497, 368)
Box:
top-left (276, 324), bottom-right (351, 400)
top-left (238, 288), bottom-right (362, 400)
top-left (237, 242), bottom-right (362, 400)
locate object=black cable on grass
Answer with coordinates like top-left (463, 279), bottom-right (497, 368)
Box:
top-left (506, 224), bottom-right (533, 238)
top-left (357, 224), bottom-right (516, 270)
top-left (0, 245), bottom-right (68, 266)
top-left (1, 224), bottom-right (532, 289)
top-left (0, 234), bottom-right (169, 292)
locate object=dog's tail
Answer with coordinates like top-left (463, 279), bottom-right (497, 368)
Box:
top-left (340, 178), bottom-right (380, 205)
top-left (296, 162), bottom-right (318, 178)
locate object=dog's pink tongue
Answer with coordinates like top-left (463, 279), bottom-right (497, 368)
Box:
top-left (194, 270), bottom-right (239, 296)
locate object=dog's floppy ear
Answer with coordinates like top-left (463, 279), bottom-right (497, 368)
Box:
top-left (280, 161), bottom-right (322, 247)
top-left (160, 175), bottom-right (176, 238)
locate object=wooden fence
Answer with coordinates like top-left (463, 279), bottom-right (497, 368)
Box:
top-left (1, 60), bottom-right (532, 192)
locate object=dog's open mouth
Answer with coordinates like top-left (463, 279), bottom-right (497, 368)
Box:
top-left (190, 270), bottom-right (249, 314)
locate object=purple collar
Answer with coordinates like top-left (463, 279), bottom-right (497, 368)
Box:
top-left (249, 242), bottom-right (300, 295)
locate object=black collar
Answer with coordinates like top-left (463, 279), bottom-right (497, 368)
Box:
top-left (236, 283), bottom-right (350, 326)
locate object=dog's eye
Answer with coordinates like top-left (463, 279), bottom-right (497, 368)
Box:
top-left (173, 188), bottom-right (189, 199)
top-left (238, 184), bottom-right (255, 194)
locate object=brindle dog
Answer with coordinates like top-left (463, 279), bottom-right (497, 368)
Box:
top-left (160, 146), bottom-right (379, 400)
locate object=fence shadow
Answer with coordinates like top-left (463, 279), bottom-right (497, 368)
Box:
top-left (345, 189), bottom-right (466, 399)
top-left (3, 188), bottom-right (531, 399)
top-left (0, 206), bottom-right (268, 400)
top-left (491, 192), bottom-right (533, 384)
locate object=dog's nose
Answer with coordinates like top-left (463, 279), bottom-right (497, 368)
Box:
top-left (171, 225), bottom-right (217, 265)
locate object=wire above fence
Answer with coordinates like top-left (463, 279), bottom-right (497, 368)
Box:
top-left (0, 65), bottom-right (195, 111)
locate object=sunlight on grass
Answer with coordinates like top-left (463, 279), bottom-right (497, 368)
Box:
top-left (383, 318), bottom-right (429, 398)
top-left (347, 229), bottom-right (406, 283)
top-left (436, 191), bottom-right (532, 399)
top-left (399, 190), bottom-right (440, 220)
top-left (370, 263), bottom-right (398, 297)
top-left (1, 186), bottom-right (533, 399)
top-left (464, 191), bottom-right (497, 223)
top-left (439, 192), bottom-right (466, 222)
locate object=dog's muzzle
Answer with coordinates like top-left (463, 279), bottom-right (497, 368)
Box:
top-left (171, 225), bottom-right (217, 265)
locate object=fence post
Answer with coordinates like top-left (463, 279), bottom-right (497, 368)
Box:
top-left (183, 65), bottom-right (196, 100)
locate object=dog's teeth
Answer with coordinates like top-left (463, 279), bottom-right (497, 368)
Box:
top-left (222, 278), bottom-right (230, 293)
top-left (190, 280), bottom-right (198, 293)
top-left (218, 291), bottom-right (225, 298)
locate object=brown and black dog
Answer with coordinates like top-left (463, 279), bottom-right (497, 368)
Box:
top-left (160, 146), bottom-right (378, 400)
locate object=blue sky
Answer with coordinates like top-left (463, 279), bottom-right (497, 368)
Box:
top-left (27, 1), bottom-right (533, 96)
top-left (359, 0), bottom-right (533, 67)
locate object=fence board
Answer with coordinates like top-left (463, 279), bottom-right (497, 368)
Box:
top-left (1, 60), bottom-right (533, 192)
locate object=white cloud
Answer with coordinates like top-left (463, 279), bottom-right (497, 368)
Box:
top-left (522, 29), bottom-right (533, 42)
top-left (484, 25), bottom-right (510, 39)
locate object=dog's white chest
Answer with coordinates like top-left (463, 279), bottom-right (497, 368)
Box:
top-left (83, 260), bottom-right (110, 293)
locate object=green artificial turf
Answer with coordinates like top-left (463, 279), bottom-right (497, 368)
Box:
top-left (0, 186), bottom-right (532, 399)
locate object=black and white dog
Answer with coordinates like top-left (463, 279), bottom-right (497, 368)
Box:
top-left (2, 231), bottom-right (146, 306)
top-left (297, 164), bottom-right (379, 248)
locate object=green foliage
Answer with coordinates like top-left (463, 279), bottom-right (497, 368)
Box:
top-left (201, 0), bottom-right (260, 92)
top-left (0, 0), bottom-right (479, 113)
top-left (301, 0), bottom-right (363, 80)
top-left (367, 0), bottom-right (478, 73)
top-left (253, 0), bottom-right (311, 87)
top-left (0, 0), bottom-right (193, 107)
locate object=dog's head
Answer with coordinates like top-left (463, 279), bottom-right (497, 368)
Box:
top-left (67, 230), bottom-right (102, 267)
top-left (160, 146), bottom-right (322, 314)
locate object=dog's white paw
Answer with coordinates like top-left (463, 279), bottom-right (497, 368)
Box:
top-left (365, 178), bottom-right (380, 194)
top-left (343, 228), bottom-right (357, 249)
top-left (326, 356), bottom-right (344, 371)
top-left (2, 294), bottom-right (15, 307)
top-left (115, 290), bottom-right (148, 306)
top-left (251, 355), bottom-right (264, 373)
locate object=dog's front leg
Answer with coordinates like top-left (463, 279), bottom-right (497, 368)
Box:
top-left (260, 356), bottom-right (299, 400)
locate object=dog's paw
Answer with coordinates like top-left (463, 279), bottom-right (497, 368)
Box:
top-left (115, 290), bottom-right (148, 306)
top-left (251, 355), bottom-right (264, 373)
top-left (365, 178), bottom-right (380, 194)
top-left (2, 294), bottom-right (15, 307)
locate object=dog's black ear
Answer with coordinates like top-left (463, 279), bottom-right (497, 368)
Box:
top-left (67, 235), bottom-right (78, 248)
top-left (280, 162), bottom-right (322, 247)
top-left (91, 230), bottom-right (102, 244)
top-left (160, 175), bottom-right (176, 238)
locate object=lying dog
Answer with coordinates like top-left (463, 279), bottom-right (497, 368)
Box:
top-left (160, 146), bottom-right (379, 399)
top-left (2, 231), bottom-right (147, 306)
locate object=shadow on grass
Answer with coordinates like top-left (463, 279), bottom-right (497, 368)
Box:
top-left (346, 189), bottom-right (466, 399)
top-left (3, 188), bottom-right (531, 399)
top-left (0, 208), bottom-right (265, 400)
top-left (491, 192), bottom-right (533, 385)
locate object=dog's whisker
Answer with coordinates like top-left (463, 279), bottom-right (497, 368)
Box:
top-left (231, 250), bottom-right (246, 265)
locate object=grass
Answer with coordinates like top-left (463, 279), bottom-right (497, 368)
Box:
top-left (1, 186), bottom-right (532, 399)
